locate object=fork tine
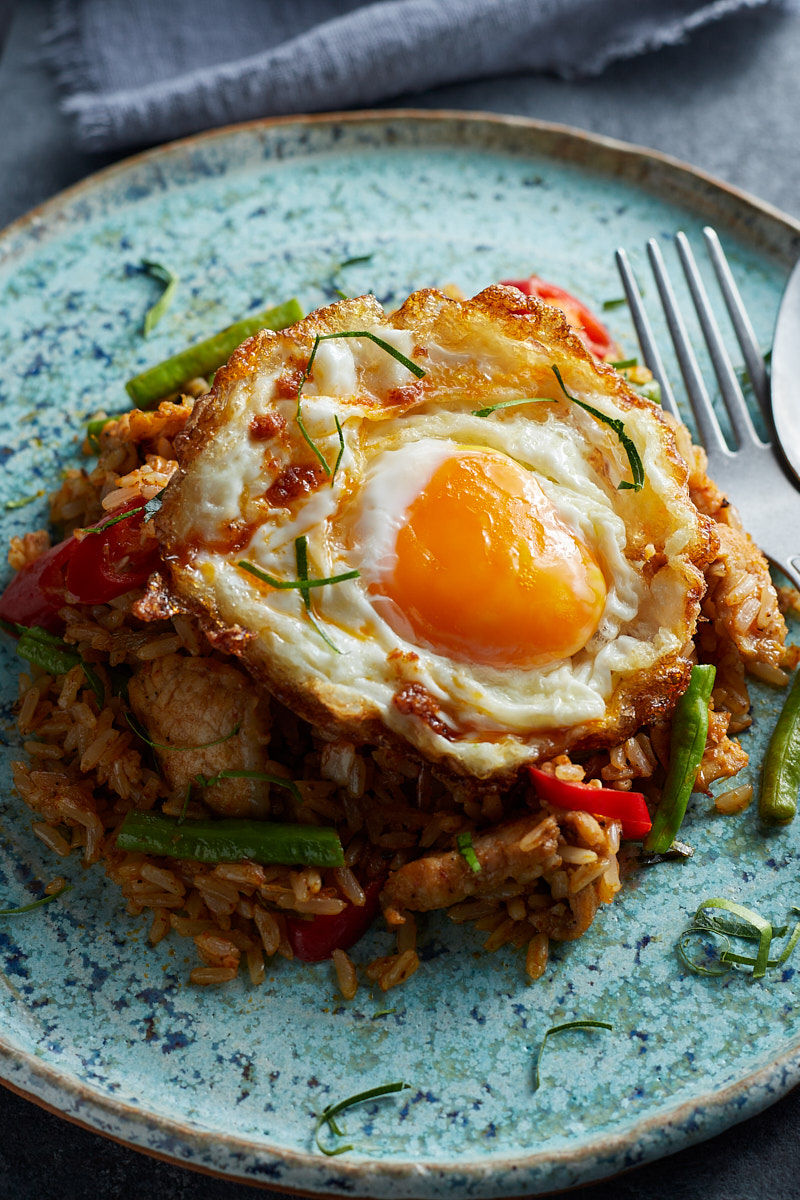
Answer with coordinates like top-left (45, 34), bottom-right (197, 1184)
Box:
top-left (674, 231), bottom-right (763, 450)
top-left (702, 226), bottom-right (770, 415)
top-left (614, 248), bottom-right (679, 419)
top-left (646, 238), bottom-right (729, 459)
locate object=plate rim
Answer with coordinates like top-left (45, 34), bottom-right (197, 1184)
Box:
top-left (2, 106), bottom-right (800, 1197)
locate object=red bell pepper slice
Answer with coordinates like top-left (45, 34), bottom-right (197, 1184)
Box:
top-left (66, 500), bottom-right (161, 605)
top-left (501, 275), bottom-right (617, 360)
top-left (529, 766), bottom-right (652, 841)
top-left (0, 499), bottom-right (162, 631)
top-left (286, 878), bottom-right (384, 962)
top-left (0, 537), bottom-right (76, 633)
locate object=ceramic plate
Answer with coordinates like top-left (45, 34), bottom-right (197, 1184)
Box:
top-left (1, 112), bottom-right (800, 1198)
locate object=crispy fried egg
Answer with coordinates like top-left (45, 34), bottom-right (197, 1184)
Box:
top-left (157, 287), bottom-right (717, 781)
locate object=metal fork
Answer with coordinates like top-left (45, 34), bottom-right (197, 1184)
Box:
top-left (615, 227), bottom-right (800, 590)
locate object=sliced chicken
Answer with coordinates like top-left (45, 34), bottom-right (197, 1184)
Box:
top-left (128, 652), bottom-right (272, 817)
top-left (381, 814), bottom-right (560, 924)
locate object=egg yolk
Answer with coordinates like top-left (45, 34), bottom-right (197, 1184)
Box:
top-left (379, 449), bottom-right (607, 668)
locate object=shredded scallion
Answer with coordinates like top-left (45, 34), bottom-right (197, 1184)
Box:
top-left (314, 1081), bottom-right (412, 1156)
top-left (456, 831), bottom-right (481, 874)
top-left (0, 883), bottom-right (72, 916)
top-left (193, 768), bottom-right (302, 805)
top-left (237, 557), bottom-right (359, 593)
top-left (5, 491), bottom-right (44, 511)
top-left (141, 260), bottom-right (179, 337)
top-left (533, 1021), bottom-right (613, 1092)
top-left (472, 397), bottom-right (550, 418)
top-left (551, 364), bottom-right (644, 492)
top-left (125, 712), bottom-right (241, 752)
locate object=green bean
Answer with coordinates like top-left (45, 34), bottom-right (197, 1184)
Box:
top-left (125, 297), bottom-right (304, 408)
top-left (760, 669), bottom-right (800, 825)
top-left (644, 663), bottom-right (716, 854)
top-left (116, 811), bottom-right (344, 867)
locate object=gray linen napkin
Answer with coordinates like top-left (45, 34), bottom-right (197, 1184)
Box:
top-left (45, 0), bottom-right (775, 151)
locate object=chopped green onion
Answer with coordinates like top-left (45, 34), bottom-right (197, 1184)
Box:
top-left (602, 297), bottom-right (627, 311)
top-left (472, 397), bottom-right (550, 418)
top-left (551, 364), bottom-right (644, 492)
top-left (533, 1021), bottom-right (613, 1092)
top-left (331, 415), bottom-right (345, 485)
top-left (193, 768), bottom-right (302, 806)
top-left (290, 535), bottom-right (343, 652)
top-left (141, 260), bottom-right (180, 337)
top-left (637, 839), bottom-right (694, 866)
top-left (5, 491), bottom-right (44, 510)
top-left (82, 506), bottom-right (144, 535)
top-left (125, 297), bottom-right (303, 408)
top-left (0, 884), bottom-right (72, 916)
top-left (332, 288), bottom-right (350, 300)
top-left (314, 1082), bottom-right (412, 1157)
top-left (677, 929), bottom-right (732, 976)
top-left (456, 831), bottom-right (481, 874)
top-left (81, 663), bottom-right (105, 708)
top-left (125, 712), bottom-right (241, 752)
top-left (610, 358), bottom-right (637, 370)
top-left (339, 255), bottom-right (373, 269)
top-left (237, 558), bottom-right (359, 592)
top-left (372, 1009), bottom-right (397, 1019)
top-left (178, 781), bottom-right (192, 824)
top-left (692, 899), bottom-right (772, 979)
top-left (117, 811), bottom-right (344, 868)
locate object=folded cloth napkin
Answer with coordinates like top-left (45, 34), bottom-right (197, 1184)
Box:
top-left (45, 0), bottom-right (774, 152)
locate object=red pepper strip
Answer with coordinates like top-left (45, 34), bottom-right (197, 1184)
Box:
top-left (528, 766), bottom-right (652, 841)
top-left (286, 878), bottom-right (384, 962)
top-left (501, 275), bottom-right (617, 360)
top-left (66, 500), bottom-right (161, 605)
top-left (0, 537), bottom-right (76, 632)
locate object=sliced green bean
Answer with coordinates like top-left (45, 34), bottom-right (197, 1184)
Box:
top-left (125, 297), bottom-right (304, 408)
top-left (760, 670), bottom-right (800, 825)
top-left (116, 811), bottom-right (344, 867)
top-left (644, 664), bottom-right (716, 854)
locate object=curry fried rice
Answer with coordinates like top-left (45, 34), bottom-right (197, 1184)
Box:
top-left (4, 394), bottom-right (796, 998)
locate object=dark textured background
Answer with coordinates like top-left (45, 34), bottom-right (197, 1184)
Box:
top-left (2, 0), bottom-right (800, 1196)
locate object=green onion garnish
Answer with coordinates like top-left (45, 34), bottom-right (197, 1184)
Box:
top-left (472, 398), bottom-right (550, 418)
top-left (292, 536), bottom-right (342, 653)
top-left (533, 1020), bottom-right (613, 1092)
top-left (602, 297), bottom-right (627, 311)
top-left (456, 831), bottom-right (481, 874)
top-left (144, 487), bottom-right (167, 523)
top-left (82, 506), bottom-right (144, 535)
top-left (5, 491), bottom-right (44, 511)
top-left (193, 768), bottom-right (302, 805)
top-left (339, 255), bottom-right (373, 269)
top-left (141, 260), bottom-right (179, 337)
top-left (331, 415), bottom-right (345, 485)
top-left (332, 288), bottom-right (350, 301)
top-left (677, 899), bottom-right (800, 980)
top-left (295, 331), bottom-right (425, 473)
top-left (551, 364), bottom-right (644, 492)
top-left (0, 883), bottom-right (72, 916)
top-left (372, 1008), bottom-right (397, 1019)
top-left (125, 712), bottom-right (241, 752)
top-left (314, 1082), bottom-right (412, 1157)
top-left (610, 358), bottom-right (637, 370)
top-left (237, 558), bottom-right (359, 592)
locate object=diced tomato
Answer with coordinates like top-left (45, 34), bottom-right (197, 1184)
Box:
top-left (0, 537), bottom-right (76, 632)
top-left (65, 500), bottom-right (160, 605)
top-left (528, 766), bottom-right (652, 841)
top-left (501, 275), bottom-right (617, 360)
top-left (0, 499), bottom-right (161, 631)
top-left (286, 878), bottom-right (384, 962)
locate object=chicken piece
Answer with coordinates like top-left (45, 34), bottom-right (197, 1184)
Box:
top-left (128, 653), bottom-right (272, 817)
top-left (381, 814), bottom-right (560, 924)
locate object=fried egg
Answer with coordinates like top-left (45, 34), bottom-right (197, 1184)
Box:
top-left (157, 287), bottom-right (717, 781)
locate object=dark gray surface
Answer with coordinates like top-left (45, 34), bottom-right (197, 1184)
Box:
top-left (2, 0), bottom-right (800, 1196)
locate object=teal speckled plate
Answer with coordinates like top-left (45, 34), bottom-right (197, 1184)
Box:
top-left (1, 112), bottom-right (800, 1197)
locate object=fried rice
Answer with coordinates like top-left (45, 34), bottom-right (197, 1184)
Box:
top-left (4, 388), bottom-right (796, 999)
